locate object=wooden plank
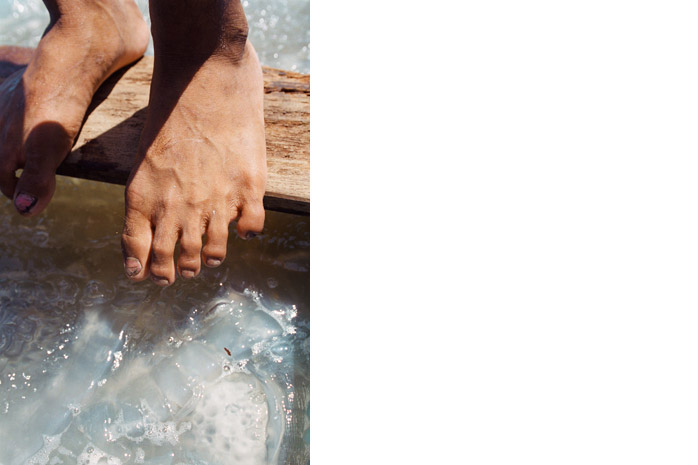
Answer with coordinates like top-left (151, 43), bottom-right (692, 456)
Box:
top-left (0, 54), bottom-right (310, 215)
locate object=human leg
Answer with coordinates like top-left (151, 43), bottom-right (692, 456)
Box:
top-left (0, 0), bottom-right (148, 215)
top-left (121, 0), bottom-right (266, 285)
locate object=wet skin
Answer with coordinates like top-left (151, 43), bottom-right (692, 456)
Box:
top-left (0, 0), bottom-right (267, 286)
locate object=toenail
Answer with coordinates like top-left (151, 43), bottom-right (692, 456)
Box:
top-left (181, 269), bottom-right (196, 279)
top-left (124, 257), bottom-right (142, 277)
top-left (151, 275), bottom-right (170, 286)
top-left (206, 258), bottom-right (222, 267)
top-left (14, 193), bottom-right (37, 214)
top-left (245, 232), bottom-right (258, 240)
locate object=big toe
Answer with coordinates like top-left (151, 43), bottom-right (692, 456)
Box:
top-left (14, 169), bottom-right (56, 217)
top-left (121, 213), bottom-right (153, 282)
top-left (14, 122), bottom-right (73, 216)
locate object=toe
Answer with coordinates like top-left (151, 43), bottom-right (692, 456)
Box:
top-left (202, 211), bottom-right (230, 267)
top-left (13, 122), bottom-right (72, 216)
top-left (236, 202), bottom-right (265, 239)
top-left (14, 161), bottom-right (56, 217)
top-left (177, 225), bottom-right (203, 279)
top-left (150, 222), bottom-right (178, 286)
top-left (121, 212), bottom-right (152, 282)
top-left (14, 169), bottom-right (55, 217)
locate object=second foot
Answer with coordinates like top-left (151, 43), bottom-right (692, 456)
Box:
top-left (121, 41), bottom-right (267, 286)
top-left (0, 0), bottom-right (148, 216)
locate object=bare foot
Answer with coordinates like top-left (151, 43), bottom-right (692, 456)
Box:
top-left (121, 40), bottom-right (267, 286)
top-left (0, 0), bottom-right (148, 216)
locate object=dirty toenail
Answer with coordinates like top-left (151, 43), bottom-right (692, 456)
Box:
top-left (124, 257), bottom-right (142, 277)
top-left (245, 232), bottom-right (258, 240)
top-left (181, 269), bottom-right (196, 279)
top-left (151, 275), bottom-right (170, 286)
top-left (206, 258), bottom-right (222, 267)
top-left (14, 193), bottom-right (37, 214)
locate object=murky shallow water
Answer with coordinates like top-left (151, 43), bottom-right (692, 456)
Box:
top-left (0, 0), bottom-right (310, 463)
top-left (0, 179), bottom-right (310, 465)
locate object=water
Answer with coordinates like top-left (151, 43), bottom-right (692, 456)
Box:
top-left (0, 1), bottom-right (310, 463)
top-left (0, 181), bottom-right (310, 465)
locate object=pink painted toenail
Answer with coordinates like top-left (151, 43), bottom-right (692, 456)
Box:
top-left (181, 269), bottom-right (196, 279)
top-left (14, 193), bottom-right (37, 214)
top-left (151, 276), bottom-right (170, 286)
top-left (207, 258), bottom-right (222, 267)
top-left (124, 257), bottom-right (142, 277)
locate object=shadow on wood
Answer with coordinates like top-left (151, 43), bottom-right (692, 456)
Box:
top-left (0, 50), bottom-right (310, 216)
top-left (57, 107), bottom-right (146, 184)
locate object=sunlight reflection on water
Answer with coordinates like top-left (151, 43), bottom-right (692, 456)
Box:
top-left (0, 0), bottom-right (310, 462)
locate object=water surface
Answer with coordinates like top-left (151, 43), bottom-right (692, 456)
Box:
top-left (0, 1), bottom-right (310, 463)
top-left (0, 176), bottom-right (309, 465)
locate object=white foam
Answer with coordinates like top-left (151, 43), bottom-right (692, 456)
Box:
top-left (24, 435), bottom-right (61, 465)
top-left (75, 444), bottom-right (122, 465)
top-left (0, 287), bottom-right (303, 464)
top-left (187, 373), bottom-right (269, 464)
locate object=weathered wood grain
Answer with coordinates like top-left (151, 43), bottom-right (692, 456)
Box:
top-left (0, 55), bottom-right (310, 215)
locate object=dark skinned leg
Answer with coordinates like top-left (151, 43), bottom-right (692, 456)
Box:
top-left (121, 0), bottom-right (267, 286)
top-left (0, 0), bottom-right (148, 216)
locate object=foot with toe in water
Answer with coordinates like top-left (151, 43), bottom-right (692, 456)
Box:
top-left (121, 0), bottom-right (267, 286)
top-left (0, 0), bottom-right (267, 286)
top-left (0, 0), bottom-right (149, 215)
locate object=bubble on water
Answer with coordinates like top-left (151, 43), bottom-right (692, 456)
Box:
top-left (0, 158), bottom-right (309, 464)
top-left (56, 278), bottom-right (81, 306)
top-left (75, 443), bottom-right (124, 465)
top-left (270, 341), bottom-right (291, 358)
top-left (110, 351), bottom-right (122, 371)
top-left (81, 281), bottom-right (113, 307)
top-left (16, 317), bottom-right (36, 339)
top-left (134, 447), bottom-right (145, 463)
top-left (23, 434), bottom-right (62, 465)
top-left (31, 230), bottom-right (49, 247)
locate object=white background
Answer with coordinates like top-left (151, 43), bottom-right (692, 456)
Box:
top-left (312, 1), bottom-right (698, 463)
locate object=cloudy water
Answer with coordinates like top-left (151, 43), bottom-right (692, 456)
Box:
top-left (0, 1), bottom-right (310, 464)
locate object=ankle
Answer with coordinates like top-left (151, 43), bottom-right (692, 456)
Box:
top-left (45, 0), bottom-right (120, 26)
top-left (24, 0), bottom-right (148, 99)
top-left (44, 0), bottom-right (148, 63)
top-left (150, 0), bottom-right (248, 63)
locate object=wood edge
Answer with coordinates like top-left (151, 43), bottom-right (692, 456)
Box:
top-left (56, 166), bottom-right (311, 216)
top-left (4, 53), bottom-right (311, 216)
top-left (263, 193), bottom-right (310, 216)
